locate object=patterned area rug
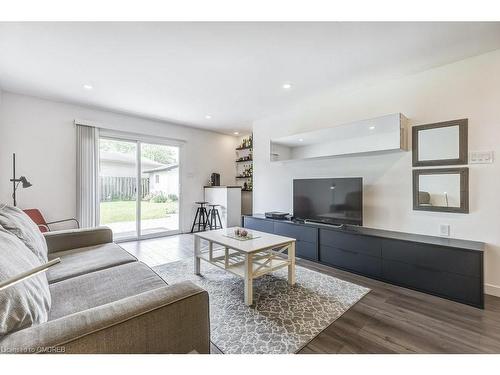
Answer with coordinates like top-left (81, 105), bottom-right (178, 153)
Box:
top-left (153, 258), bottom-right (369, 354)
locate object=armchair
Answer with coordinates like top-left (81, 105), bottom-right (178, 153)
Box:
top-left (23, 209), bottom-right (80, 233)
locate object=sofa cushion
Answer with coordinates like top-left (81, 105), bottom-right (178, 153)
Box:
top-left (47, 243), bottom-right (137, 284)
top-left (48, 262), bottom-right (167, 320)
top-left (0, 227), bottom-right (51, 335)
top-left (0, 204), bottom-right (48, 264)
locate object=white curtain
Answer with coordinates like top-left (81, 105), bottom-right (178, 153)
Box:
top-left (76, 123), bottom-right (99, 228)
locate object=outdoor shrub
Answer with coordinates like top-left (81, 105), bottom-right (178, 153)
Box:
top-left (167, 193), bottom-right (178, 202)
top-left (150, 192), bottom-right (169, 203)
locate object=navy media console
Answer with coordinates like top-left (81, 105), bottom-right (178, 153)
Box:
top-left (242, 215), bottom-right (485, 308)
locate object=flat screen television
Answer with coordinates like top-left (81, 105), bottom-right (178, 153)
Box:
top-left (293, 178), bottom-right (363, 226)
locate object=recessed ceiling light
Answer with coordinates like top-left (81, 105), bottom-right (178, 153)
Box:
top-left (282, 83), bottom-right (292, 89)
top-left (83, 84), bottom-right (93, 90)
top-left (298, 138), bottom-right (304, 142)
top-left (369, 126), bottom-right (375, 130)
top-left (233, 131), bottom-right (239, 135)
top-left (205, 115), bottom-right (212, 119)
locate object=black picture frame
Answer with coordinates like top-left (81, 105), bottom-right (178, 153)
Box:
top-left (412, 119), bottom-right (468, 167)
top-left (413, 167), bottom-right (469, 214)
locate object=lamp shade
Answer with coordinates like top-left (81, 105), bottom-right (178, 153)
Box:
top-left (19, 176), bottom-right (32, 188)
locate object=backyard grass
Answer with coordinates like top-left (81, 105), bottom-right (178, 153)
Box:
top-left (100, 200), bottom-right (178, 224)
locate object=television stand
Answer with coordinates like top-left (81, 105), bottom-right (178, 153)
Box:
top-left (242, 214), bottom-right (485, 308)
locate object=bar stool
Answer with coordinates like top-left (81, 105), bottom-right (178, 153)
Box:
top-left (190, 201), bottom-right (209, 233)
top-left (206, 204), bottom-right (223, 230)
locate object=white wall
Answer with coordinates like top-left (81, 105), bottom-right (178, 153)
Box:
top-left (253, 49), bottom-right (500, 296)
top-left (0, 92), bottom-right (237, 232)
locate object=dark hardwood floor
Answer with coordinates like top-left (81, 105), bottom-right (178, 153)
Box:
top-left (121, 234), bottom-right (500, 354)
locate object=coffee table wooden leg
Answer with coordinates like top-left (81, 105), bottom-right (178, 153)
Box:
top-left (194, 235), bottom-right (201, 275)
top-left (288, 241), bottom-right (296, 285)
top-left (224, 247), bottom-right (229, 268)
top-left (244, 253), bottom-right (253, 306)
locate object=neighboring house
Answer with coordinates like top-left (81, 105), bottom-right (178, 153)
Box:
top-left (143, 165), bottom-right (179, 197)
top-left (100, 150), bottom-right (179, 197)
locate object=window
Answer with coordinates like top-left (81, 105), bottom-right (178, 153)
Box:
top-left (155, 174), bottom-right (160, 184)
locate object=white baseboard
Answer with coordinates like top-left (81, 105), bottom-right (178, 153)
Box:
top-left (485, 283), bottom-right (500, 297)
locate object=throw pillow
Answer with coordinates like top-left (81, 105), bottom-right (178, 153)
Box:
top-left (0, 204), bottom-right (48, 264)
top-left (0, 227), bottom-right (51, 335)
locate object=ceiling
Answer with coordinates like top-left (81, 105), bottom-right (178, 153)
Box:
top-left (1, 22), bottom-right (500, 134)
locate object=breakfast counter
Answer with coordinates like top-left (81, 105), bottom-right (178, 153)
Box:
top-left (203, 186), bottom-right (242, 227)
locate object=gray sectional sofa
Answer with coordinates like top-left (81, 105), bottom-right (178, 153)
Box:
top-left (0, 223), bottom-right (210, 354)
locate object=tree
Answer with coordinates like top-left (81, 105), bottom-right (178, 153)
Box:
top-left (100, 139), bottom-right (178, 165)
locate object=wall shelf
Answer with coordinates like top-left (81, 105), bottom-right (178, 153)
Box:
top-left (236, 135), bottom-right (253, 215)
top-left (270, 113), bottom-right (409, 162)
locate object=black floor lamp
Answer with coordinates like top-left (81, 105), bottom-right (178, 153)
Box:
top-left (10, 153), bottom-right (32, 207)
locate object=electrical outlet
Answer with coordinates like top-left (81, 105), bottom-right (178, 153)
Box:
top-left (469, 151), bottom-right (494, 164)
top-left (439, 224), bottom-right (450, 237)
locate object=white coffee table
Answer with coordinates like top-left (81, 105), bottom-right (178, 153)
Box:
top-left (193, 227), bottom-right (296, 305)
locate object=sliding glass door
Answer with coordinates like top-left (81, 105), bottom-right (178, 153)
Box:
top-left (98, 136), bottom-right (180, 241)
top-left (99, 138), bottom-right (138, 241)
top-left (140, 142), bottom-right (180, 236)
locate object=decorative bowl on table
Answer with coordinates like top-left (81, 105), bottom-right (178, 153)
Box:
top-left (223, 228), bottom-right (259, 241)
top-left (234, 228), bottom-right (249, 238)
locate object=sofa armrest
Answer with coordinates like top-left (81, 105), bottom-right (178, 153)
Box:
top-left (43, 227), bottom-right (113, 253)
top-left (0, 281), bottom-right (210, 354)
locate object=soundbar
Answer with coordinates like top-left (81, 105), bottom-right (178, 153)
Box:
top-left (304, 219), bottom-right (344, 229)
top-left (265, 212), bottom-right (290, 220)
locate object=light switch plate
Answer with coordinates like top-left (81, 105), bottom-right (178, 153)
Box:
top-left (469, 151), bottom-right (494, 164)
top-left (439, 224), bottom-right (450, 237)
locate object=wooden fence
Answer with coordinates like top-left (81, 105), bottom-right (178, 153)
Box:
top-left (100, 176), bottom-right (150, 201)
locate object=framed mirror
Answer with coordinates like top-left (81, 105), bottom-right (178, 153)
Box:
top-left (413, 168), bottom-right (469, 213)
top-left (412, 119), bottom-right (468, 167)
